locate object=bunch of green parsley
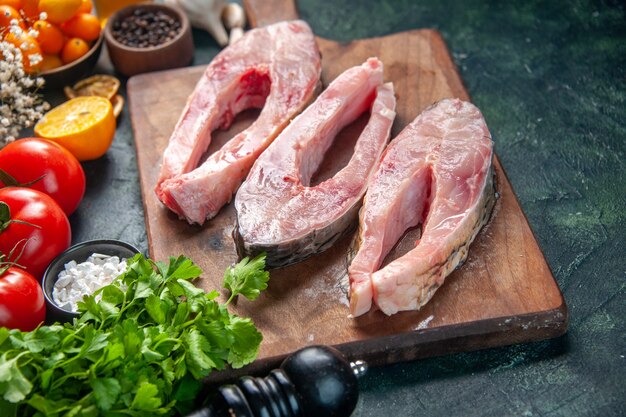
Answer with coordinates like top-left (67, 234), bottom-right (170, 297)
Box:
top-left (0, 253), bottom-right (269, 416)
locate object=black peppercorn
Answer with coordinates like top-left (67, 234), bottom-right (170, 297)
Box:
top-left (111, 8), bottom-right (182, 48)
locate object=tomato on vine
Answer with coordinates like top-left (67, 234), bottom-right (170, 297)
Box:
top-left (0, 265), bottom-right (46, 331)
top-left (0, 138), bottom-right (86, 216)
top-left (0, 188), bottom-right (71, 280)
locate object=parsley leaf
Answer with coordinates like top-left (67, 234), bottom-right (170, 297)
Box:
top-left (91, 378), bottom-right (121, 411)
top-left (223, 253), bottom-right (270, 303)
top-left (0, 353), bottom-right (32, 403)
top-left (227, 317), bottom-right (263, 369)
top-left (0, 254), bottom-right (270, 416)
top-left (131, 382), bottom-right (162, 411)
top-left (162, 256), bottom-right (203, 281)
top-left (145, 294), bottom-right (166, 324)
top-left (182, 330), bottom-right (218, 379)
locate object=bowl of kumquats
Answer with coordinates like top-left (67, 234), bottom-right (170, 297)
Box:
top-left (0, 0), bottom-right (104, 88)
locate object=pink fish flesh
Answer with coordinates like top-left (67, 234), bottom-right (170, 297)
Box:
top-left (234, 58), bottom-right (396, 268)
top-left (348, 98), bottom-right (496, 316)
top-left (155, 21), bottom-right (321, 225)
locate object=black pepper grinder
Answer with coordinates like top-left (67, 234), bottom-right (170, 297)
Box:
top-left (188, 345), bottom-right (366, 417)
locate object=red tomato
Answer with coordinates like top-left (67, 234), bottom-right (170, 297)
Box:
top-left (0, 138), bottom-right (86, 216)
top-left (0, 266), bottom-right (46, 331)
top-left (0, 188), bottom-right (71, 280)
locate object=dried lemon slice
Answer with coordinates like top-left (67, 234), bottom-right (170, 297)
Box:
top-left (64, 74), bottom-right (121, 101)
top-left (35, 96), bottom-right (116, 161)
top-left (111, 94), bottom-right (124, 118)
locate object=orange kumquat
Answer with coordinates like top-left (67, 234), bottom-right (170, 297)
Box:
top-left (32, 19), bottom-right (64, 54)
top-left (60, 36), bottom-right (88, 63)
top-left (62, 12), bottom-right (100, 41)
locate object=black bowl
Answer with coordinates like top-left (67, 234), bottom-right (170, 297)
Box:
top-left (42, 239), bottom-right (140, 324)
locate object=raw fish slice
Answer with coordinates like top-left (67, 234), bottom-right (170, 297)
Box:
top-left (349, 99), bottom-right (495, 317)
top-left (235, 58), bottom-right (396, 268)
top-left (155, 21), bottom-right (321, 225)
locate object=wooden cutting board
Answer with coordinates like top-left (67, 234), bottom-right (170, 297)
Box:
top-left (127, 0), bottom-right (567, 376)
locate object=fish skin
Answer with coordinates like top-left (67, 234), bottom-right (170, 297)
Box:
top-left (348, 98), bottom-right (496, 317)
top-left (234, 58), bottom-right (397, 268)
top-left (155, 21), bottom-right (321, 225)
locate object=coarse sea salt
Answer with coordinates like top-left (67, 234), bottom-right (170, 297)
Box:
top-left (52, 253), bottom-right (128, 312)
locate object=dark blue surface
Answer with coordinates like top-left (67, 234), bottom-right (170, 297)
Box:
top-left (61, 1), bottom-right (625, 415)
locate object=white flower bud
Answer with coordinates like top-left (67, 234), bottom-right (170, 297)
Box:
top-left (0, 40), bottom-right (50, 148)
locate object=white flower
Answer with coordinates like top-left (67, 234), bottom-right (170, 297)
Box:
top-left (0, 39), bottom-right (49, 148)
top-left (28, 53), bottom-right (43, 66)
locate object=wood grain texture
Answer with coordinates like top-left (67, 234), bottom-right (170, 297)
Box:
top-left (243, 0), bottom-right (299, 28)
top-left (127, 0), bottom-right (567, 375)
